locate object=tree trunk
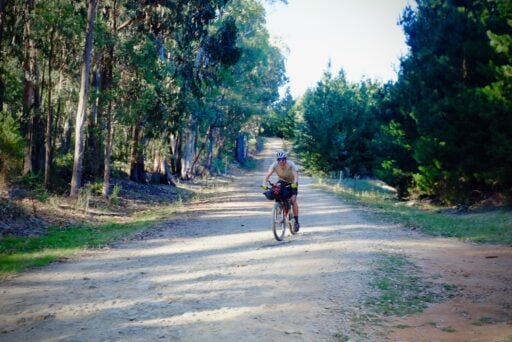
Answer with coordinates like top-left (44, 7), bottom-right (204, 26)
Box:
top-left (162, 159), bottom-right (176, 186)
top-left (85, 57), bottom-right (102, 178)
top-left (169, 132), bottom-right (182, 176)
top-left (102, 101), bottom-right (113, 198)
top-left (61, 109), bottom-right (72, 154)
top-left (70, 0), bottom-right (97, 196)
top-left (205, 127), bottom-right (216, 171)
top-left (214, 129), bottom-right (226, 174)
top-left (235, 132), bottom-right (248, 164)
top-left (191, 125), bottom-right (213, 173)
top-left (129, 121), bottom-right (145, 183)
top-left (44, 28), bottom-right (55, 188)
top-left (54, 67), bottom-right (64, 152)
top-left (22, 0), bottom-right (39, 175)
top-left (180, 121), bottom-right (196, 179)
top-left (23, 1), bottom-right (36, 174)
top-left (102, 0), bottom-right (117, 198)
top-left (0, 0), bottom-right (7, 109)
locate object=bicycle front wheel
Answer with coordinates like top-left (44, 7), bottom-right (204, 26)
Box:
top-left (288, 211), bottom-right (297, 235)
top-left (272, 203), bottom-right (286, 241)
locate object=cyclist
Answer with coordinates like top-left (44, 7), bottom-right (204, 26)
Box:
top-left (262, 150), bottom-right (300, 232)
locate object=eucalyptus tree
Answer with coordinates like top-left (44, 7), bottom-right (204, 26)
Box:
top-left (21, 0), bottom-right (43, 176)
top-left (94, 0), bottom-right (241, 182)
top-left (32, 0), bottom-right (82, 187)
top-left (70, 0), bottom-right (97, 196)
top-left (197, 0), bottom-right (286, 168)
top-left (0, 0), bottom-right (9, 109)
top-left (0, 0), bottom-right (287, 192)
top-left (170, 9), bottom-right (242, 179)
top-left (129, 0), bottom-right (277, 179)
top-left (96, 0), bottom-right (119, 198)
top-left (0, 0), bottom-right (24, 181)
top-left (0, 0), bottom-right (83, 186)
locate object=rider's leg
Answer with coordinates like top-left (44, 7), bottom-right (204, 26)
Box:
top-left (291, 195), bottom-right (300, 231)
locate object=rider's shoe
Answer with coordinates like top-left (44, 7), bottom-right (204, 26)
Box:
top-left (293, 221), bottom-right (300, 232)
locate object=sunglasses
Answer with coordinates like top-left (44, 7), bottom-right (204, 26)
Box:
top-left (277, 157), bottom-right (286, 162)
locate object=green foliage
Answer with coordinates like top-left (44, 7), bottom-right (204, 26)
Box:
top-left (281, 0), bottom-right (511, 204)
top-left (211, 157), bottom-right (229, 174)
top-left (372, 83), bottom-right (418, 199)
top-left (0, 57), bottom-right (24, 113)
top-left (110, 183), bottom-right (121, 205)
top-left (17, 172), bottom-right (49, 202)
top-left (384, 0), bottom-right (512, 203)
top-left (0, 111), bottom-right (24, 177)
top-left (204, 16), bottom-right (241, 66)
top-left (185, 0), bottom-right (287, 168)
top-left (260, 88), bottom-right (296, 138)
top-left (0, 0), bottom-right (286, 192)
top-left (294, 68), bottom-right (379, 177)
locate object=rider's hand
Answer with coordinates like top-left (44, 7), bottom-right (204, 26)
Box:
top-left (291, 182), bottom-right (298, 189)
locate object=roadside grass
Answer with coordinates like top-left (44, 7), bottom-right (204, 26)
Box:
top-left (314, 178), bottom-right (512, 245)
top-left (347, 252), bottom-right (457, 340)
top-left (0, 205), bottom-right (180, 275)
top-left (364, 253), bottom-right (455, 316)
top-left (0, 177), bottom-right (236, 276)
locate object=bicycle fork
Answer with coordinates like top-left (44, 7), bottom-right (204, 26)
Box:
top-left (282, 200), bottom-right (291, 217)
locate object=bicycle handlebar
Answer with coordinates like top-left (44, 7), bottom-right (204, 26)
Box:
top-left (266, 180), bottom-right (294, 189)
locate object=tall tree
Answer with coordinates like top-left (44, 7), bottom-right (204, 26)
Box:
top-left (373, 82), bottom-right (418, 198)
top-left (393, 0), bottom-right (511, 202)
top-left (484, 0), bottom-right (512, 196)
top-left (0, 0), bottom-right (7, 109)
top-left (22, 0), bottom-right (43, 175)
top-left (201, 0), bottom-right (285, 167)
top-left (70, 0), bottom-right (96, 196)
top-left (101, 0), bottom-right (118, 198)
top-left (0, 0), bottom-right (288, 193)
top-left (294, 66), bottom-right (378, 177)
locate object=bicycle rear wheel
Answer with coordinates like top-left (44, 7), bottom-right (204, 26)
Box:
top-left (272, 203), bottom-right (286, 241)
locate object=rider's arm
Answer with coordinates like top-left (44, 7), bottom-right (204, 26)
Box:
top-left (263, 163), bottom-right (276, 187)
top-left (263, 169), bottom-right (274, 186)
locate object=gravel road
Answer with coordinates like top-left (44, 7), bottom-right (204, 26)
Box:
top-left (1, 138), bottom-right (510, 341)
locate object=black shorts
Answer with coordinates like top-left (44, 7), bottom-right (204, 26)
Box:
top-left (278, 180), bottom-right (298, 197)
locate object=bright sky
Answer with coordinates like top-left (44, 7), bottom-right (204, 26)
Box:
top-left (264, 0), bottom-right (414, 98)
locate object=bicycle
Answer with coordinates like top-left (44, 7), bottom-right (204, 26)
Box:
top-left (264, 181), bottom-right (297, 241)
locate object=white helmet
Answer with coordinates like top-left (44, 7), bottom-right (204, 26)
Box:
top-left (275, 150), bottom-right (287, 159)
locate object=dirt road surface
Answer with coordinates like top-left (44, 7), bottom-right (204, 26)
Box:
top-left (1, 138), bottom-right (511, 341)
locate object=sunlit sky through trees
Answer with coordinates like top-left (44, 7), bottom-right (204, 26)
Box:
top-left (264, 0), bottom-right (415, 98)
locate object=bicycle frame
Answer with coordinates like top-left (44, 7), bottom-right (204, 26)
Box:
top-left (267, 181), bottom-right (296, 241)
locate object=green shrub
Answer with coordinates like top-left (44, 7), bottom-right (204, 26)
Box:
top-left (0, 111), bottom-right (24, 179)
